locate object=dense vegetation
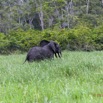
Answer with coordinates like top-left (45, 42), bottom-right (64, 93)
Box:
top-left (0, 0), bottom-right (103, 32)
top-left (0, 51), bottom-right (103, 102)
top-left (0, 24), bottom-right (103, 54)
top-left (0, 0), bottom-right (103, 53)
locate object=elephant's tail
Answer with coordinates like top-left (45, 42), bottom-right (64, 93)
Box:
top-left (23, 56), bottom-right (27, 64)
top-left (23, 59), bottom-right (26, 64)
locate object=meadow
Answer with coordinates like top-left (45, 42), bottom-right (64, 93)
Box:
top-left (0, 51), bottom-right (103, 103)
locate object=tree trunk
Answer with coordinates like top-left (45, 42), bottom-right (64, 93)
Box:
top-left (35, 0), bottom-right (44, 30)
top-left (39, 5), bottom-right (44, 30)
top-left (48, 17), bottom-right (53, 27)
top-left (86, 0), bottom-right (90, 14)
top-left (65, 1), bottom-right (70, 28)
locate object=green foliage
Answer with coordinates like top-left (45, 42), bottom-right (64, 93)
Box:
top-left (7, 29), bottom-right (42, 51)
top-left (0, 33), bottom-right (9, 54)
top-left (92, 25), bottom-right (103, 50)
top-left (0, 0), bottom-right (103, 33)
top-left (67, 25), bottom-right (94, 51)
top-left (0, 24), bottom-right (103, 54)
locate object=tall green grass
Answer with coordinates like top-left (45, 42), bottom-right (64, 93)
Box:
top-left (0, 51), bottom-right (103, 103)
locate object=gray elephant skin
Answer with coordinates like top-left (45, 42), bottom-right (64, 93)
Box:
top-left (24, 40), bottom-right (61, 62)
top-left (39, 40), bottom-right (61, 58)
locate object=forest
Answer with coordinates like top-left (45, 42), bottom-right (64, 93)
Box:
top-left (0, 0), bottom-right (103, 53)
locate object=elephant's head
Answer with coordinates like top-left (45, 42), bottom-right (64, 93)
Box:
top-left (40, 40), bottom-right (62, 58)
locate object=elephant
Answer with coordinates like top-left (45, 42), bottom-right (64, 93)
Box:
top-left (24, 40), bottom-right (62, 62)
top-left (39, 40), bottom-right (62, 58)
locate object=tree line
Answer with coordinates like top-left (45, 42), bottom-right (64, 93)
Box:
top-left (0, 0), bottom-right (103, 53)
top-left (0, 0), bottom-right (103, 33)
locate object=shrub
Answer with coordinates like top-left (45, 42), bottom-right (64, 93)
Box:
top-left (92, 25), bottom-right (103, 50)
top-left (0, 33), bottom-right (10, 54)
top-left (66, 25), bottom-right (95, 51)
top-left (7, 29), bottom-right (42, 51)
top-left (0, 24), bottom-right (103, 54)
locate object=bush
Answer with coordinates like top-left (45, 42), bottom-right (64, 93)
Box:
top-left (7, 29), bottom-right (42, 51)
top-left (92, 25), bottom-right (103, 50)
top-left (66, 25), bottom-right (95, 51)
top-left (41, 29), bottom-right (69, 49)
top-left (0, 33), bottom-right (10, 54)
top-left (0, 24), bottom-right (103, 54)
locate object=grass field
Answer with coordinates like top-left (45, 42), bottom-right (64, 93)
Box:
top-left (0, 51), bottom-right (103, 103)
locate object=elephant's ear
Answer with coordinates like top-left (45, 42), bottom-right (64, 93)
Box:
top-left (40, 40), bottom-right (50, 47)
top-left (49, 41), bottom-right (57, 53)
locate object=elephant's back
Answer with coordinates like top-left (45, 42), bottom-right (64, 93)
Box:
top-left (28, 47), bottom-right (42, 55)
top-left (27, 47), bottom-right (45, 60)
